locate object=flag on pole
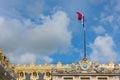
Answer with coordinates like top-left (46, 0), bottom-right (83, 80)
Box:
top-left (76, 11), bottom-right (86, 59)
top-left (76, 12), bottom-right (83, 20)
top-left (76, 11), bottom-right (84, 26)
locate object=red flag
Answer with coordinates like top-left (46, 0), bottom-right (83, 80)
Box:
top-left (76, 11), bottom-right (83, 21)
top-left (76, 11), bottom-right (84, 27)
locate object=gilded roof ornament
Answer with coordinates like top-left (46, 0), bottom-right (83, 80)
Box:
top-left (107, 61), bottom-right (114, 70)
top-left (0, 49), bottom-right (2, 54)
top-left (30, 62), bottom-right (35, 67)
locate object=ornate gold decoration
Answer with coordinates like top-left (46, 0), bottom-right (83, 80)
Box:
top-left (0, 49), bottom-right (2, 54)
top-left (79, 58), bottom-right (90, 71)
top-left (0, 49), bottom-right (2, 61)
top-left (107, 61), bottom-right (114, 71)
top-left (95, 62), bottom-right (100, 67)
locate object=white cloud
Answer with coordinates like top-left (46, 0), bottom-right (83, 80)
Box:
top-left (0, 16), bottom-right (23, 52)
top-left (99, 0), bottom-right (120, 35)
top-left (23, 11), bottom-right (71, 56)
top-left (8, 52), bottom-right (36, 64)
top-left (0, 10), bottom-right (72, 64)
top-left (26, 1), bottom-right (44, 18)
top-left (43, 56), bottom-right (53, 63)
top-left (0, 17), bottom-right (4, 25)
top-left (89, 35), bottom-right (118, 63)
top-left (0, 0), bottom-right (45, 19)
top-left (93, 26), bottom-right (105, 34)
top-left (100, 15), bottom-right (114, 24)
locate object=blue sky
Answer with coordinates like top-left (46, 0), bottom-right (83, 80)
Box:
top-left (0, 0), bottom-right (120, 64)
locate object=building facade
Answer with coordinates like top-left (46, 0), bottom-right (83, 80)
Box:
top-left (52, 58), bottom-right (120, 80)
top-left (0, 49), bottom-right (120, 80)
top-left (0, 49), bottom-right (16, 80)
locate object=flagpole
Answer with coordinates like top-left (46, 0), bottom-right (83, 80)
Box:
top-left (76, 11), bottom-right (87, 59)
top-left (83, 16), bottom-right (86, 59)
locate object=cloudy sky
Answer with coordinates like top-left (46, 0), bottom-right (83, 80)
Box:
top-left (0, 0), bottom-right (120, 64)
